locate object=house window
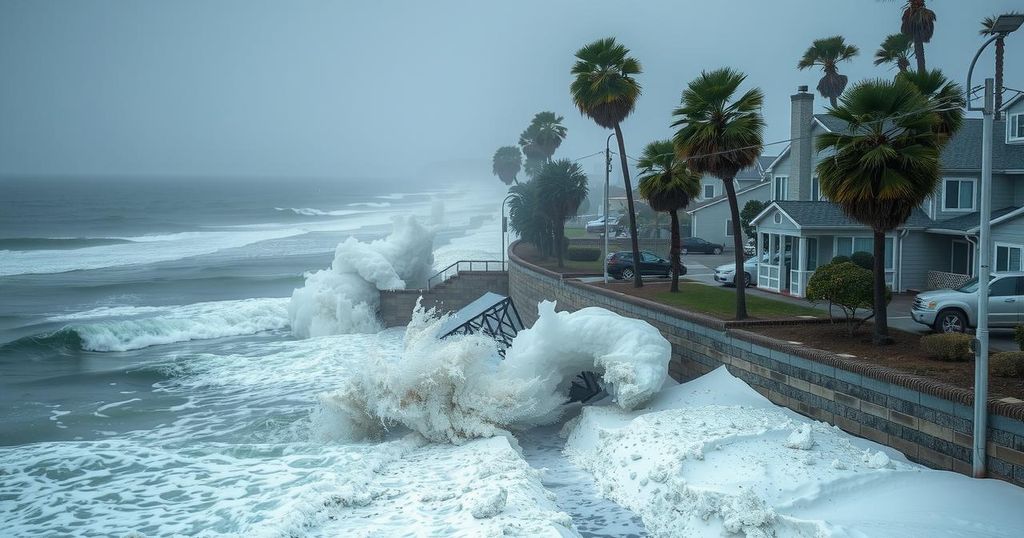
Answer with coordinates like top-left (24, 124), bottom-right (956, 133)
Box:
top-left (1009, 113), bottom-right (1024, 142)
top-left (703, 184), bottom-right (715, 199)
top-left (942, 178), bottom-right (976, 211)
top-left (995, 243), bottom-right (1023, 272)
top-left (773, 175), bottom-right (788, 201)
top-left (951, 240), bottom-right (974, 276)
top-left (834, 236), bottom-right (894, 270)
top-left (773, 212), bottom-right (782, 224)
top-left (726, 219), bottom-right (734, 236)
top-left (811, 176), bottom-right (823, 201)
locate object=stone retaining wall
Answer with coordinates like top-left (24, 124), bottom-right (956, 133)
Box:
top-left (508, 242), bottom-right (1024, 486)
top-left (378, 271), bottom-right (509, 327)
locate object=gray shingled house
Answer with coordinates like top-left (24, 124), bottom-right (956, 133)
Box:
top-left (748, 87), bottom-right (1024, 298)
top-left (685, 156), bottom-right (774, 247)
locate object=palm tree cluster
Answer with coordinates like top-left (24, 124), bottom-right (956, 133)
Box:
top-left (506, 160), bottom-right (588, 268)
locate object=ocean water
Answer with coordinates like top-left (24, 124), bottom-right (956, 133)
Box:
top-left (0, 176), bottom-right (516, 536)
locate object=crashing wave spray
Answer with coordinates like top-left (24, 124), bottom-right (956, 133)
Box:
top-left (316, 300), bottom-right (671, 443)
top-left (288, 216), bottom-right (435, 338)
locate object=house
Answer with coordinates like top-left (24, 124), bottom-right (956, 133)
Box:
top-left (749, 86), bottom-right (1024, 298)
top-left (686, 155), bottom-right (774, 246)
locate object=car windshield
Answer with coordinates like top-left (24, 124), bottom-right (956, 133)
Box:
top-left (955, 276), bottom-right (994, 293)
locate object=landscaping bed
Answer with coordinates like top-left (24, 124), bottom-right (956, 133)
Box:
top-left (593, 279), bottom-right (822, 320)
top-left (514, 242), bottom-right (604, 275)
top-left (743, 322), bottom-right (1024, 400)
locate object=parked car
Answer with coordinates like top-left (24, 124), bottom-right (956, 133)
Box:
top-left (585, 215), bottom-right (621, 234)
top-left (681, 237), bottom-right (724, 254)
top-left (606, 251), bottom-right (687, 281)
top-left (911, 272), bottom-right (1024, 333)
top-left (714, 256), bottom-right (761, 287)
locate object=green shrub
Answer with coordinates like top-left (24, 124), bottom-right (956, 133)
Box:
top-left (830, 255), bottom-right (851, 265)
top-left (806, 261), bottom-right (890, 335)
top-left (1014, 325), bottom-right (1024, 351)
top-left (850, 251), bottom-right (874, 270)
top-left (567, 246), bottom-right (602, 262)
top-left (991, 352), bottom-right (1024, 378)
top-left (920, 333), bottom-right (973, 362)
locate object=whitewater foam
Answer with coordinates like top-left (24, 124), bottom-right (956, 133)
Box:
top-left (288, 215), bottom-right (436, 337)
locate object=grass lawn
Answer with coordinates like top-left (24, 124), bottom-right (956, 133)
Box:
top-left (565, 227), bottom-right (588, 238)
top-left (628, 281), bottom-right (822, 320)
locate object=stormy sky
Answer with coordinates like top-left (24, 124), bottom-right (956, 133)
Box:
top-left (2, 0), bottom-right (1022, 181)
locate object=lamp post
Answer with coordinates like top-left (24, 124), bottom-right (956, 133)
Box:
top-left (604, 132), bottom-right (615, 284)
top-left (965, 12), bottom-right (1023, 479)
top-left (501, 193), bottom-right (515, 269)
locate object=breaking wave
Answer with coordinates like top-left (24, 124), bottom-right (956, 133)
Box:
top-left (288, 215), bottom-right (435, 338)
top-left (4, 298), bottom-right (290, 353)
top-left (273, 207), bottom-right (363, 217)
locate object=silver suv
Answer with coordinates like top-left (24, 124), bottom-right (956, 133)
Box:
top-left (911, 272), bottom-right (1024, 333)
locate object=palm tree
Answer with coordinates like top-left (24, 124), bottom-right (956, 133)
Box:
top-left (492, 146), bottom-right (522, 185)
top-left (637, 140), bottom-right (701, 292)
top-left (519, 112), bottom-right (568, 178)
top-left (536, 159), bottom-right (589, 268)
top-left (507, 180), bottom-right (553, 256)
top-left (816, 77), bottom-right (942, 345)
top-left (570, 37), bottom-right (644, 287)
top-left (981, 13), bottom-right (1021, 120)
top-left (874, 33), bottom-right (914, 73)
top-left (900, 0), bottom-right (935, 74)
top-left (797, 36), bottom-right (860, 108)
top-left (897, 69), bottom-right (965, 145)
top-left (672, 68), bottom-right (764, 320)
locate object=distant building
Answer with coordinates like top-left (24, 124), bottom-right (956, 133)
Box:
top-left (685, 156), bottom-right (774, 246)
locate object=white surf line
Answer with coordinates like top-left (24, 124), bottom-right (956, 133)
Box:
top-left (93, 398), bottom-right (142, 418)
top-left (517, 423), bottom-right (648, 538)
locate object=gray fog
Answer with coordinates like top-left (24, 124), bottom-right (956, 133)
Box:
top-left (2, 0), bottom-right (1022, 181)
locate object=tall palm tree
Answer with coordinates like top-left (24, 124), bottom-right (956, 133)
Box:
top-left (897, 69), bottom-right (965, 145)
top-left (637, 140), bottom-right (701, 292)
top-left (816, 77), bottom-right (942, 345)
top-left (672, 68), bottom-right (764, 320)
top-left (797, 35), bottom-right (860, 108)
top-left (507, 180), bottom-right (553, 256)
top-left (874, 33), bottom-right (914, 73)
top-left (536, 159), bottom-right (589, 268)
top-left (901, 0), bottom-right (935, 74)
top-left (492, 146), bottom-right (522, 185)
top-left (981, 13), bottom-right (1021, 120)
top-left (570, 37), bottom-right (644, 287)
top-left (522, 112), bottom-right (568, 160)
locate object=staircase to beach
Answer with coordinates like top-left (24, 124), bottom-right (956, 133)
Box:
top-left (377, 260), bottom-right (509, 327)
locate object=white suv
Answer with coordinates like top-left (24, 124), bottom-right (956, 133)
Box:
top-left (911, 272), bottom-right (1024, 333)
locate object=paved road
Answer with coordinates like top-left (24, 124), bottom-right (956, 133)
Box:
top-left (582, 255), bottom-right (1017, 352)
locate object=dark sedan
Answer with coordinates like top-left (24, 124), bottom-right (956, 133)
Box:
top-left (606, 251), bottom-right (687, 280)
top-left (681, 236), bottom-right (724, 254)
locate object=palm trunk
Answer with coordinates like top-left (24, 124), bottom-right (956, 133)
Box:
top-left (872, 230), bottom-right (892, 345)
top-left (829, 96), bottom-right (838, 109)
top-left (723, 178), bottom-right (747, 320)
top-left (914, 39), bottom-right (926, 74)
top-left (614, 123), bottom-right (642, 288)
top-left (898, 59), bottom-right (909, 73)
top-left (669, 209), bottom-right (681, 293)
top-left (555, 219), bottom-right (564, 268)
top-left (995, 36), bottom-right (1004, 121)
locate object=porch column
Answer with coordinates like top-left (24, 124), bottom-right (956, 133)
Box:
top-left (798, 237), bottom-right (808, 297)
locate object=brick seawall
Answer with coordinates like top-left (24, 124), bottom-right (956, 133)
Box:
top-left (508, 242), bottom-right (1024, 486)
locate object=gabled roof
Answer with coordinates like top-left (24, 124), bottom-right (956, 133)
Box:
top-left (1002, 93), bottom-right (1023, 112)
top-left (926, 206), bottom-right (1023, 234)
top-left (687, 181), bottom-right (769, 213)
top-left (752, 201), bottom-right (934, 229)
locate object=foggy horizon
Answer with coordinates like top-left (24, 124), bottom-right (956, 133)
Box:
top-left (2, 0), bottom-right (1023, 181)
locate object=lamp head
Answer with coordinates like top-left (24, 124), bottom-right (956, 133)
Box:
top-left (992, 13), bottom-right (1024, 34)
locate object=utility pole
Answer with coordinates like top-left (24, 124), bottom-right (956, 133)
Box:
top-left (604, 132), bottom-right (614, 284)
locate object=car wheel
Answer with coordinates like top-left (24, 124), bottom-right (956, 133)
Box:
top-left (621, 267), bottom-right (635, 280)
top-left (935, 309), bottom-right (967, 333)
top-left (679, 265), bottom-right (688, 276)
top-left (712, 247), bottom-right (723, 255)
top-left (740, 272), bottom-right (752, 287)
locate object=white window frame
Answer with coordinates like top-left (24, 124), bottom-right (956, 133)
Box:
top-left (833, 235), bottom-right (895, 270)
top-left (1009, 112), bottom-right (1024, 143)
top-left (994, 242), bottom-right (1024, 272)
top-left (811, 175), bottom-right (827, 201)
top-left (941, 177), bottom-right (977, 212)
top-left (703, 183), bottom-right (715, 199)
top-left (773, 175), bottom-right (789, 201)
top-left (726, 219), bottom-right (734, 236)
top-left (773, 211), bottom-right (782, 224)
top-left (950, 239), bottom-right (975, 276)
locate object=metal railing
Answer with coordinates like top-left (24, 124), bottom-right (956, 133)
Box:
top-left (425, 260), bottom-right (507, 290)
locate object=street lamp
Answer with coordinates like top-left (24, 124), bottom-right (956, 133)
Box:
top-left (501, 193), bottom-right (515, 269)
top-left (604, 132), bottom-right (615, 284)
top-left (966, 12), bottom-right (1023, 479)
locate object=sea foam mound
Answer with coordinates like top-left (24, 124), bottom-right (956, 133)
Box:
top-left (317, 300), bottom-right (671, 443)
top-left (288, 215), bottom-right (435, 338)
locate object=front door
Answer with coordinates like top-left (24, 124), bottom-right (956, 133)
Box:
top-left (988, 276), bottom-right (1023, 327)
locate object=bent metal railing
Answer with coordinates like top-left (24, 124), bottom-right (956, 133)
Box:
top-left (425, 260), bottom-right (507, 290)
